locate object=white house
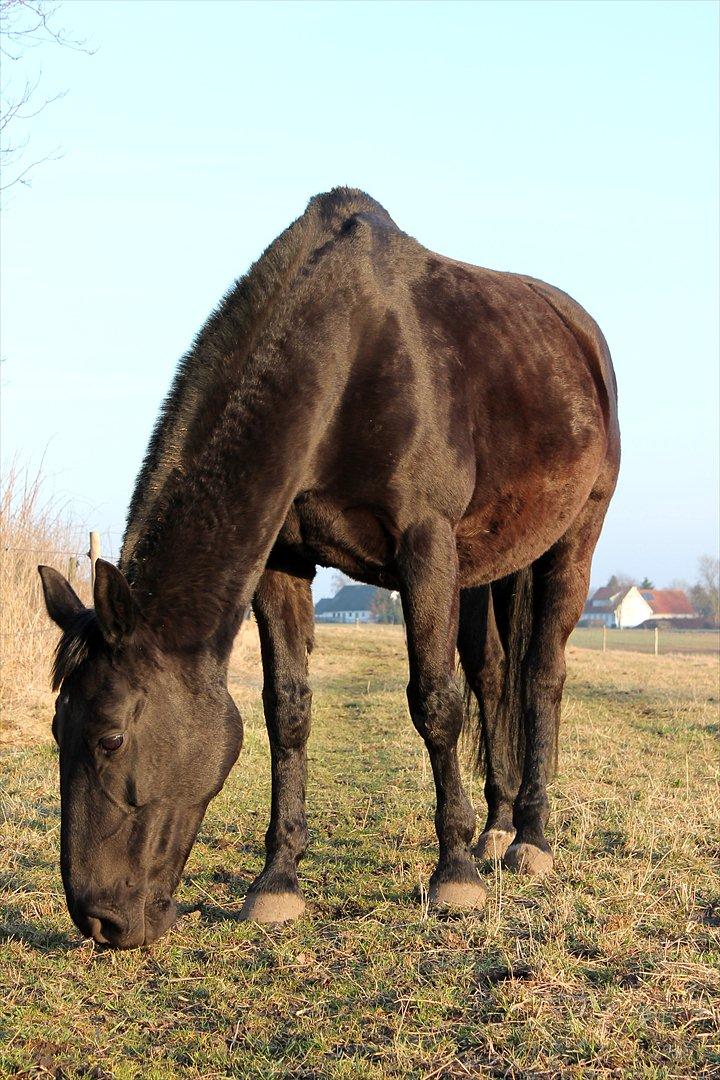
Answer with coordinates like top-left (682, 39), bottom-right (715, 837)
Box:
top-left (314, 584), bottom-right (379, 623)
top-left (579, 586), bottom-right (695, 629)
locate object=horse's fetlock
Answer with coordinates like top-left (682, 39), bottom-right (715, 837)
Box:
top-left (253, 862), bottom-right (302, 897)
top-left (433, 851), bottom-right (479, 887)
top-left (266, 813), bottom-right (308, 862)
top-left (513, 793), bottom-right (550, 835)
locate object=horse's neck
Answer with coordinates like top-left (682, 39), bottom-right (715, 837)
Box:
top-left (125, 341), bottom-right (325, 653)
top-left (119, 189), bottom-right (385, 653)
top-left (120, 211), bottom-right (318, 578)
top-left (118, 210), bottom-right (330, 654)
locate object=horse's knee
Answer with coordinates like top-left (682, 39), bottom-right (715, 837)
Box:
top-left (407, 678), bottom-right (463, 750)
top-left (264, 678), bottom-right (312, 749)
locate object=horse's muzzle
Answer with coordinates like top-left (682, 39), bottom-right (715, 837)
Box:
top-left (72, 892), bottom-right (177, 949)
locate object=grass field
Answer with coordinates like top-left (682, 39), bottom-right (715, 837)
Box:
top-left (1, 625), bottom-right (719, 1079)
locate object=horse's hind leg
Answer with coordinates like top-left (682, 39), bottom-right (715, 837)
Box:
top-left (457, 583), bottom-right (519, 862)
top-left (504, 496), bottom-right (609, 877)
top-left (398, 519), bottom-right (486, 911)
top-left (240, 567), bottom-right (314, 923)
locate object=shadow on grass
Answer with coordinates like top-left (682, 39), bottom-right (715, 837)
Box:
top-left (0, 907), bottom-right (78, 952)
top-left (0, 855), bottom-right (62, 952)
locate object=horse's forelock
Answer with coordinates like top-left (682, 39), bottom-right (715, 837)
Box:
top-left (51, 610), bottom-right (105, 691)
top-left (51, 611), bottom-right (164, 692)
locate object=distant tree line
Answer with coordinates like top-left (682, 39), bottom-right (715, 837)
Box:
top-left (687, 556), bottom-right (720, 623)
top-left (371, 590), bottom-right (404, 625)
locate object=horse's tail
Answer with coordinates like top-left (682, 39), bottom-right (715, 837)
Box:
top-left (459, 567), bottom-right (534, 785)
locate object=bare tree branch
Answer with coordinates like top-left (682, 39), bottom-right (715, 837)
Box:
top-left (0, 0), bottom-right (93, 194)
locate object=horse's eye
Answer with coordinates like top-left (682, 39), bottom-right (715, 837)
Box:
top-left (99, 733), bottom-right (124, 754)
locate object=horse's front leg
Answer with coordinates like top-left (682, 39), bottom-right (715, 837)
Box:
top-left (240, 567), bottom-right (314, 923)
top-left (399, 520), bottom-right (487, 912)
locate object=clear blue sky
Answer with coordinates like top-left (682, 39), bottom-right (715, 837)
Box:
top-left (1, 0), bottom-right (718, 600)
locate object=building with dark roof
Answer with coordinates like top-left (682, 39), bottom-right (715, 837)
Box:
top-left (314, 584), bottom-right (381, 623)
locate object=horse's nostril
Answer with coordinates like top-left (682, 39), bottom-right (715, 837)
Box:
top-left (84, 908), bottom-right (126, 945)
top-left (86, 915), bottom-right (106, 943)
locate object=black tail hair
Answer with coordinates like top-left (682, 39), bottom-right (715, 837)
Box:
top-left (460, 566), bottom-right (534, 786)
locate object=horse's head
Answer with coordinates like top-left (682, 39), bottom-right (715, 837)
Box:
top-left (38, 561), bottom-right (243, 949)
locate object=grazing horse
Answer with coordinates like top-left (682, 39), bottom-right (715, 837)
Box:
top-left (39, 188), bottom-right (619, 948)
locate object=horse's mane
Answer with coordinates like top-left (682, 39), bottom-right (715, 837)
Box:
top-left (119, 187), bottom-right (390, 581)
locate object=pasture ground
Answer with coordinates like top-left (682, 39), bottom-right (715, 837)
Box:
top-left (1, 625), bottom-right (719, 1079)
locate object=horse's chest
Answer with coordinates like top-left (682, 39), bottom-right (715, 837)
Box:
top-left (271, 494), bottom-right (399, 586)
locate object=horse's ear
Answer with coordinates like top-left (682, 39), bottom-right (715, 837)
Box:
top-left (93, 560), bottom-right (137, 647)
top-left (38, 566), bottom-right (85, 631)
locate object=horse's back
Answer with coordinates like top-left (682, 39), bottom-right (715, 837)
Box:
top-left (279, 193), bottom-right (620, 585)
top-left (307, 204), bottom-right (618, 451)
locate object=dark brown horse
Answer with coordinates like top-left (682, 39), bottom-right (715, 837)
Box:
top-left (39, 188), bottom-right (619, 948)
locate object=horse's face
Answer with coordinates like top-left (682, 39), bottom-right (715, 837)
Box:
top-left (39, 562), bottom-right (243, 949)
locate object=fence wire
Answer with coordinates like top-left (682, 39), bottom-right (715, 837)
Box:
top-left (569, 627), bottom-right (719, 657)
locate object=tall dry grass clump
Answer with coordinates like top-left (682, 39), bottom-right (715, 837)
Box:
top-left (0, 462), bottom-right (90, 743)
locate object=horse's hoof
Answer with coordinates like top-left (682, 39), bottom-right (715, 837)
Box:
top-left (472, 828), bottom-right (516, 862)
top-left (428, 878), bottom-right (487, 912)
top-left (502, 842), bottom-right (554, 877)
top-left (239, 890), bottom-right (306, 924)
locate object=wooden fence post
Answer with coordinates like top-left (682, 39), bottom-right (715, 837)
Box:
top-left (89, 531), bottom-right (101, 590)
top-left (654, 626), bottom-right (659, 657)
top-left (67, 556), bottom-right (78, 589)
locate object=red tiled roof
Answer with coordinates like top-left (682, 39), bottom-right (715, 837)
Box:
top-left (639, 589), bottom-right (695, 616)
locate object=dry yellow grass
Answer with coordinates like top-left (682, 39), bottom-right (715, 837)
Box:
top-left (1, 622), bottom-right (719, 1077)
top-left (0, 463), bottom-right (92, 745)
top-left (1, 480), bottom-right (718, 1077)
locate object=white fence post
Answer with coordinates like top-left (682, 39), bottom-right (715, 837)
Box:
top-left (89, 531), bottom-right (101, 590)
